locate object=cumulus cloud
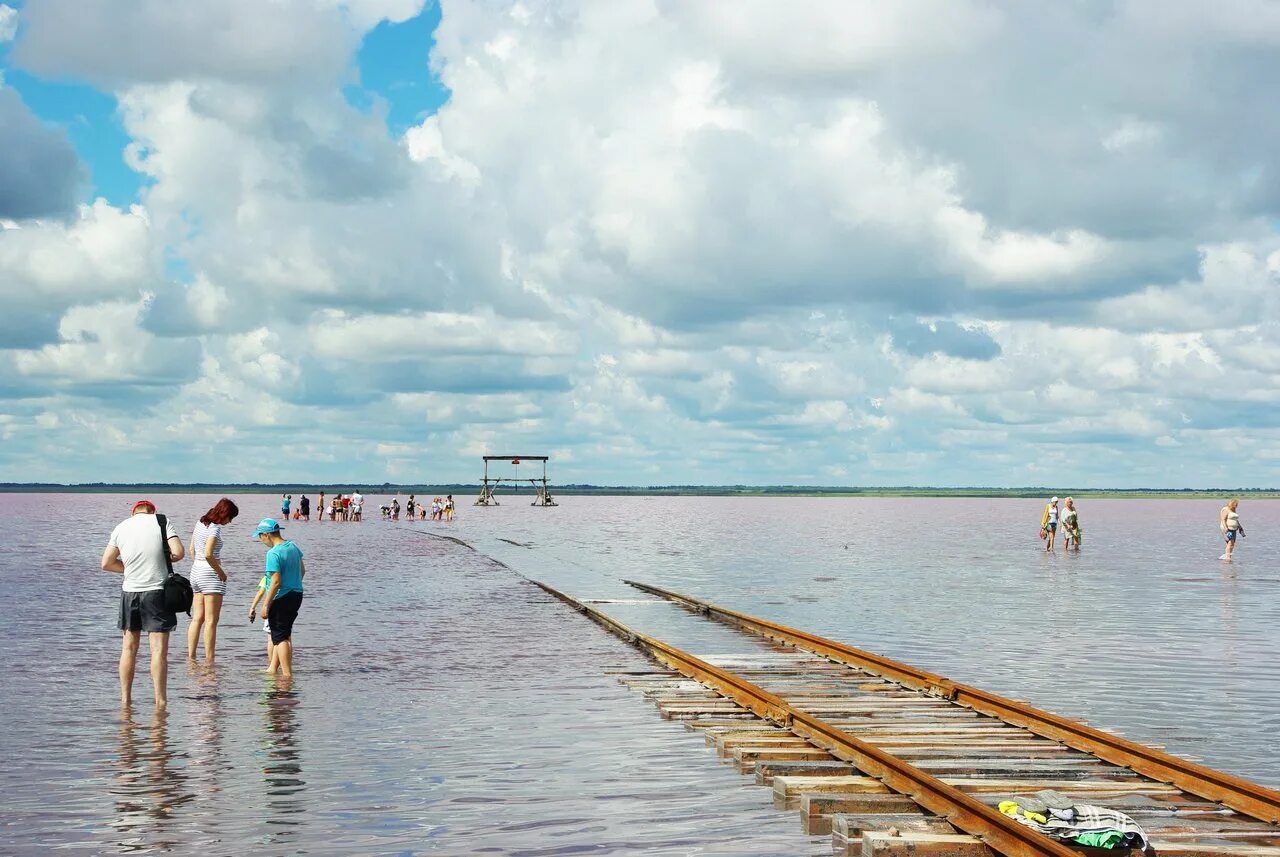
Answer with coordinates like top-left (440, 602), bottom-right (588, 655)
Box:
top-left (888, 318), bottom-right (1001, 360)
top-left (9, 295), bottom-right (200, 396)
top-left (0, 87), bottom-right (84, 219)
top-left (0, 5), bottom-right (17, 42)
top-left (15, 0), bottom-right (353, 87)
top-left (2, 0), bottom-right (1280, 486)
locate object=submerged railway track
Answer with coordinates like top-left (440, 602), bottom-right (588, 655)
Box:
top-left (531, 577), bottom-right (1280, 857)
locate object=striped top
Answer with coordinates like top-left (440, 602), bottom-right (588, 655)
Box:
top-left (190, 521), bottom-right (223, 569)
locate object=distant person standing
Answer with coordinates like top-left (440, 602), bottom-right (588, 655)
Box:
top-left (281, 494), bottom-right (291, 520)
top-left (187, 498), bottom-right (239, 661)
top-left (351, 489), bottom-right (364, 521)
top-left (299, 494), bottom-right (310, 522)
top-left (1220, 499), bottom-right (1245, 560)
top-left (1061, 497), bottom-right (1081, 551)
top-left (1040, 496), bottom-right (1060, 551)
top-left (406, 495), bottom-right (416, 520)
top-left (100, 500), bottom-right (186, 708)
top-left (253, 519), bottom-right (306, 677)
top-left (391, 497), bottom-right (400, 520)
top-left (317, 491), bottom-right (325, 522)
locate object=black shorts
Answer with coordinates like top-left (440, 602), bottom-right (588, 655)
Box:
top-left (268, 591), bottom-right (303, 644)
top-left (118, 589), bottom-right (177, 633)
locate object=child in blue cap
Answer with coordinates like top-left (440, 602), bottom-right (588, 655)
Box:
top-left (248, 518), bottom-right (305, 676)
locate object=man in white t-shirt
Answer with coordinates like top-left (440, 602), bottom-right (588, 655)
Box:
top-left (100, 500), bottom-right (186, 708)
top-left (350, 490), bottom-right (364, 521)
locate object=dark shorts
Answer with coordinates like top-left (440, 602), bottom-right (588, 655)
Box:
top-left (1046, 522), bottom-right (1057, 532)
top-left (268, 591), bottom-right (303, 644)
top-left (118, 589), bottom-right (177, 633)
top-left (1225, 530), bottom-right (1237, 543)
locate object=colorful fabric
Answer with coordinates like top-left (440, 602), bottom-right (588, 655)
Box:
top-left (1074, 831), bottom-right (1125, 849)
top-left (1000, 800), bottom-right (1148, 850)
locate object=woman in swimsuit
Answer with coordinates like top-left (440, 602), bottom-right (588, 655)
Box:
top-left (1220, 499), bottom-right (1244, 560)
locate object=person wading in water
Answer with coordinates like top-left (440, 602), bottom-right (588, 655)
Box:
top-left (101, 500), bottom-right (186, 708)
top-left (253, 518), bottom-right (306, 677)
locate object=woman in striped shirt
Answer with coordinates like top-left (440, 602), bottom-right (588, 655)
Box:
top-left (187, 498), bottom-right (239, 661)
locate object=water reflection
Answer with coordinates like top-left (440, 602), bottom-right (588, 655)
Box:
top-left (111, 708), bottom-right (193, 852)
top-left (188, 661), bottom-right (232, 791)
top-left (260, 676), bottom-right (305, 841)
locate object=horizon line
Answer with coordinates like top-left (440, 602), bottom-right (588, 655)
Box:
top-left (1, 482), bottom-right (1276, 493)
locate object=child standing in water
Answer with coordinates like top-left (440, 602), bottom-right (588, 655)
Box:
top-left (251, 518), bottom-right (306, 676)
top-left (248, 569), bottom-right (275, 671)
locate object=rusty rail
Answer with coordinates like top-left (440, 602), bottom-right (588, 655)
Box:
top-left (624, 579), bottom-right (1280, 825)
top-left (531, 578), bottom-right (1080, 857)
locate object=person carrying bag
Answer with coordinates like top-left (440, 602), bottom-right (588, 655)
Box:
top-left (158, 514), bottom-right (194, 615)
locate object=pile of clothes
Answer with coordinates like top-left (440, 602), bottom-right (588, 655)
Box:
top-left (998, 790), bottom-right (1149, 850)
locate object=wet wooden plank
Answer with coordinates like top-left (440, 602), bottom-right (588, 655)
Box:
top-left (775, 775), bottom-right (1179, 798)
top-left (755, 761), bottom-right (861, 784)
top-left (734, 747), bottom-right (835, 764)
top-left (858, 832), bottom-right (1280, 857)
top-left (860, 831), bottom-right (992, 857)
top-left (833, 812), bottom-right (956, 840)
top-left (682, 717), bottom-right (769, 729)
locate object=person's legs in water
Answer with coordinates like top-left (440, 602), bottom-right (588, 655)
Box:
top-left (276, 640), bottom-right (294, 677)
top-left (187, 593), bottom-right (205, 659)
top-left (120, 630), bottom-right (140, 707)
top-left (1225, 530), bottom-right (1236, 560)
top-left (263, 618), bottom-right (276, 672)
top-left (148, 632), bottom-right (170, 709)
top-left (203, 593), bottom-right (223, 660)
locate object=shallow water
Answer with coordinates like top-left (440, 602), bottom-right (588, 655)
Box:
top-left (1, 493), bottom-right (1276, 855)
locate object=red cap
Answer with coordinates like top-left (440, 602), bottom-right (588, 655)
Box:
top-left (131, 499), bottom-right (156, 513)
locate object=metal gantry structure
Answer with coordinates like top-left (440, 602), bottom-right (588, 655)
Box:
top-left (474, 455), bottom-right (558, 507)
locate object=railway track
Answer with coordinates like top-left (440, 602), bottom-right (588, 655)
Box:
top-left (531, 577), bottom-right (1280, 857)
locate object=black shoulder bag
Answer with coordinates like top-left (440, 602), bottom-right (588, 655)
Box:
top-left (157, 514), bottom-right (194, 615)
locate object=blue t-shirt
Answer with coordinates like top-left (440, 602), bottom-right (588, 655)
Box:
top-left (266, 540), bottom-right (304, 594)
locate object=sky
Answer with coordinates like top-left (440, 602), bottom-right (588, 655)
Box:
top-left (2, 1), bottom-right (1280, 488)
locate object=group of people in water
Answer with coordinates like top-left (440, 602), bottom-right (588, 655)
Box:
top-left (102, 498), bottom-right (306, 709)
top-left (1038, 496), bottom-right (1249, 560)
top-left (279, 491), bottom-right (364, 522)
top-left (102, 489), bottom-right (463, 708)
top-left (277, 491), bottom-right (458, 523)
top-left (1039, 497), bottom-right (1083, 551)
top-left (383, 494), bottom-right (455, 521)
